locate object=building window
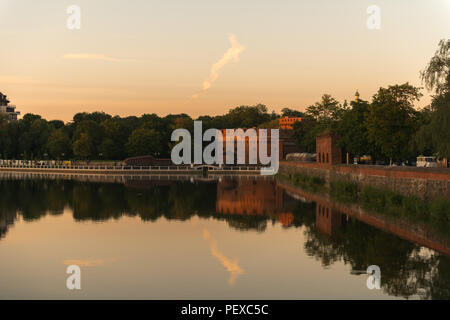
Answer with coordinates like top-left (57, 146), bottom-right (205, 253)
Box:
top-left (326, 153), bottom-right (329, 163)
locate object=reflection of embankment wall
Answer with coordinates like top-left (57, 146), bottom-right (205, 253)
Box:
top-left (279, 161), bottom-right (450, 201)
top-left (277, 180), bottom-right (450, 256)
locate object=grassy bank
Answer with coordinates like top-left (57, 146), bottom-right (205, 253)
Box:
top-left (330, 180), bottom-right (450, 232)
top-left (286, 172), bottom-right (326, 193)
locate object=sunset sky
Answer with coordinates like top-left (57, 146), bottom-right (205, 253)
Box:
top-left (0, 0), bottom-right (449, 121)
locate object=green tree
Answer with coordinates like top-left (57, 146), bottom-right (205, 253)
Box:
top-left (49, 120), bottom-right (65, 130)
top-left (29, 118), bottom-right (50, 158)
top-left (306, 94), bottom-right (345, 124)
top-left (421, 39), bottom-right (450, 95)
top-left (258, 119), bottom-right (279, 129)
top-left (281, 108), bottom-right (305, 118)
top-left (292, 119), bottom-right (321, 153)
top-left (126, 127), bottom-right (163, 157)
top-left (224, 104), bottom-right (274, 128)
top-left (337, 99), bottom-right (373, 160)
top-left (365, 83), bottom-right (422, 164)
top-left (72, 120), bottom-right (104, 158)
top-left (73, 133), bottom-right (94, 159)
top-left (426, 92), bottom-right (450, 159)
top-left (292, 94), bottom-right (344, 153)
top-left (100, 119), bottom-right (130, 159)
top-left (46, 129), bottom-right (71, 159)
top-left (73, 111), bottom-right (111, 124)
top-left (417, 39), bottom-right (450, 161)
top-left (413, 106), bottom-right (434, 156)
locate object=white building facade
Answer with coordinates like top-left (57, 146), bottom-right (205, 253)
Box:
top-left (0, 92), bottom-right (20, 120)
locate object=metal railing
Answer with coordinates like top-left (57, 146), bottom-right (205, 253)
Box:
top-left (0, 164), bottom-right (263, 172)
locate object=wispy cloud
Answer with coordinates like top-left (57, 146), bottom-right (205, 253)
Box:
top-left (192, 34), bottom-right (245, 99)
top-left (63, 54), bottom-right (129, 62)
top-left (202, 228), bottom-right (244, 286)
top-left (0, 76), bottom-right (45, 86)
top-left (62, 259), bottom-right (105, 267)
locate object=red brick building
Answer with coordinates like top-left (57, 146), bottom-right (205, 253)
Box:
top-left (316, 132), bottom-right (342, 165)
top-left (220, 128), bottom-right (300, 164)
top-left (278, 116), bottom-right (303, 130)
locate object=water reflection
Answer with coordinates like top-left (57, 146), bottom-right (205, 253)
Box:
top-left (202, 228), bottom-right (244, 286)
top-left (0, 174), bottom-right (449, 299)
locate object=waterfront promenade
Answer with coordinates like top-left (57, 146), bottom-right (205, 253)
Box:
top-left (0, 163), bottom-right (263, 175)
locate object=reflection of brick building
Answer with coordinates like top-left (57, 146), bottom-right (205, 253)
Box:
top-left (315, 203), bottom-right (345, 237)
top-left (217, 180), bottom-right (278, 215)
top-left (316, 132), bottom-right (342, 165)
top-left (278, 213), bottom-right (294, 227)
top-left (216, 179), bottom-right (297, 227)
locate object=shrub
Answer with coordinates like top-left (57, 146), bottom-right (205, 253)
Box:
top-left (330, 181), bottom-right (358, 203)
top-left (360, 186), bottom-right (389, 212)
top-left (292, 173), bottom-right (325, 192)
top-left (430, 198), bottom-right (450, 223)
top-left (401, 196), bottom-right (428, 218)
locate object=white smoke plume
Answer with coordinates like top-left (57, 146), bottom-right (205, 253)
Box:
top-left (192, 34), bottom-right (245, 99)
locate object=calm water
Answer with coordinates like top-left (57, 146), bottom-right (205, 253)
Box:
top-left (0, 174), bottom-right (449, 299)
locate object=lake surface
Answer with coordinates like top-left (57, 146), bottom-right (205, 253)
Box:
top-left (0, 174), bottom-right (449, 299)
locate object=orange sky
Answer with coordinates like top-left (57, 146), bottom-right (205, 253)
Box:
top-left (0, 0), bottom-right (449, 121)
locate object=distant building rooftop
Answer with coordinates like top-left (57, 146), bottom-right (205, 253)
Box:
top-left (0, 92), bottom-right (20, 121)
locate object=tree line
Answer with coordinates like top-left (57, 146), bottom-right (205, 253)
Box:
top-left (0, 40), bottom-right (448, 163)
top-left (0, 103), bottom-right (279, 160)
top-left (292, 39), bottom-right (450, 164)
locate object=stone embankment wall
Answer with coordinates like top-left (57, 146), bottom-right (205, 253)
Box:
top-left (279, 161), bottom-right (450, 201)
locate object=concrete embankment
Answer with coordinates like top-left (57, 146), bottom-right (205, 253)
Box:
top-left (279, 161), bottom-right (450, 201)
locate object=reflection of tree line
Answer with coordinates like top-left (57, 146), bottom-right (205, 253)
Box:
top-left (217, 179), bottom-right (450, 299)
top-left (0, 178), bottom-right (449, 299)
top-left (289, 193), bottom-right (450, 299)
top-left (303, 211), bottom-right (450, 299)
top-left (0, 179), bottom-right (277, 235)
top-left (0, 179), bottom-right (218, 223)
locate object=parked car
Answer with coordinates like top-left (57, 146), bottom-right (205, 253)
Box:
top-left (416, 156), bottom-right (437, 168)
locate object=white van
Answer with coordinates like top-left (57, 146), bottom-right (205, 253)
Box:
top-left (416, 156), bottom-right (437, 168)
